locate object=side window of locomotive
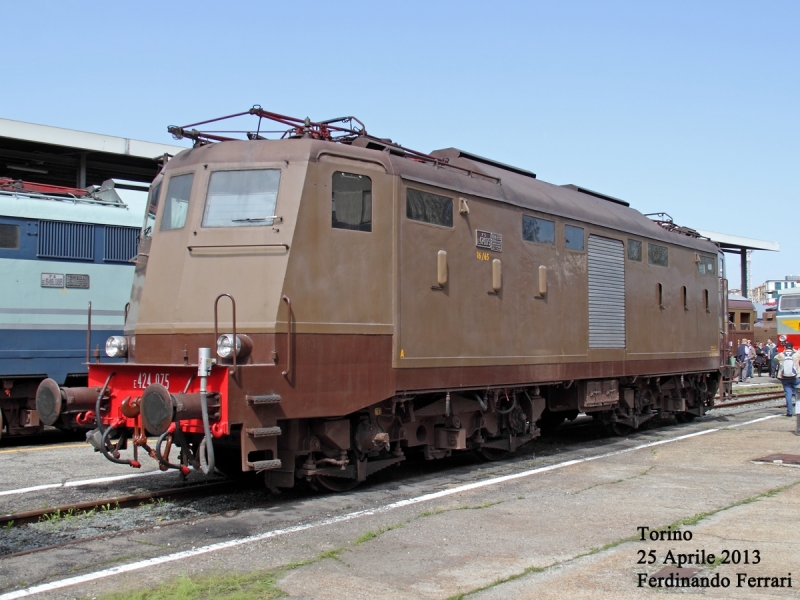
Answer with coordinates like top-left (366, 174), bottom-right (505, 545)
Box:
top-left (160, 174), bottom-right (193, 231)
top-left (627, 239), bottom-right (642, 261)
top-left (143, 181), bottom-right (162, 238)
top-left (522, 215), bottom-right (555, 245)
top-left (564, 224), bottom-right (584, 251)
top-left (332, 172), bottom-right (372, 232)
top-left (0, 224), bottom-right (20, 249)
top-left (647, 243), bottom-right (668, 267)
top-left (698, 255), bottom-right (715, 276)
top-left (406, 188), bottom-right (453, 227)
top-left (203, 169), bottom-right (281, 228)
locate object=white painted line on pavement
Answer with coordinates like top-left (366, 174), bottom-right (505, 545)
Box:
top-left (725, 414), bottom-right (781, 428)
top-left (0, 414), bottom-right (781, 599)
top-left (0, 470), bottom-right (170, 497)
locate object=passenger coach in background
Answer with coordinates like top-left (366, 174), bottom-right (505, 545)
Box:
top-left (38, 108), bottom-right (726, 490)
top-left (0, 179), bottom-right (143, 439)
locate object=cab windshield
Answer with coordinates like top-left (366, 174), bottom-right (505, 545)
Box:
top-left (778, 295), bottom-right (800, 312)
top-left (202, 169), bottom-right (281, 227)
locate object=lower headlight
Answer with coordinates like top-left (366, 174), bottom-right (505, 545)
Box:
top-left (105, 336), bottom-right (128, 358)
top-left (216, 334), bottom-right (252, 359)
top-left (216, 334), bottom-right (240, 359)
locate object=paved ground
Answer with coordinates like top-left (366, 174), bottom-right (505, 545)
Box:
top-left (1, 399), bottom-right (797, 599)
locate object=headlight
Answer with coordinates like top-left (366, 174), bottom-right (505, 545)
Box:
top-left (105, 336), bottom-right (128, 358)
top-left (216, 334), bottom-right (252, 360)
top-left (217, 334), bottom-right (242, 359)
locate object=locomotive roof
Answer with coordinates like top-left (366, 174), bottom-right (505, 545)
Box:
top-left (167, 138), bottom-right (719, 255)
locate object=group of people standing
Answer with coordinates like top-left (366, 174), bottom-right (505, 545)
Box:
top-left (736, 338), bottom-right (778, 380)
top-left (737, 338), bottom-right (799, 417)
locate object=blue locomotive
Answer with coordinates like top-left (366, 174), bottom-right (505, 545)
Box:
top-left (0, 178), bottom-right (143, 438)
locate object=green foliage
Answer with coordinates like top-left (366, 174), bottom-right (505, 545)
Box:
top-left (39, 505), bottom-right (100, 525)
top-left (99, 571), bottom-right (283, 600)
top-left (354, 522), bottom-right (404, 545)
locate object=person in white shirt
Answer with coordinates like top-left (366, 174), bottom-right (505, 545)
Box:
top-left (775, 342), bottom-right (800, 416)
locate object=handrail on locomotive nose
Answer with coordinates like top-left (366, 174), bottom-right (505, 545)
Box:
top-left (214, 293), bottom-right (237, 372)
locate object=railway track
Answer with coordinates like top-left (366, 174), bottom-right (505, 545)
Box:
top-left (713, 388), bottom-right (785, 409)
top-left (0, 479), bottom-right (240, 529)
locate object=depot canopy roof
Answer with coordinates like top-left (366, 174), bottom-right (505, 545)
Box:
top-left (0, 118), bottom-right (186, 189)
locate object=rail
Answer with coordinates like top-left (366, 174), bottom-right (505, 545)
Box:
top-left (0, 480), bottom-right (237, 529)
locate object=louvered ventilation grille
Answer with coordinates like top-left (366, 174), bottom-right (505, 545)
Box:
top-left (588, 235), bottom-right (626, 348)
top-left (38, 221), bottom-right (94, 260)
top-left (104, 225), bottom-right (139, 262)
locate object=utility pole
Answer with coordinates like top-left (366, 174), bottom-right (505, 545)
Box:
top-left (746, 249), bottom-right (752, 298)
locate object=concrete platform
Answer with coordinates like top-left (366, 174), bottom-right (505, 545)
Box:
top-left (3, 407), bottom-right (799, 599)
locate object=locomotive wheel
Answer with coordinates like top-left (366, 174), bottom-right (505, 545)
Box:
top-left (474, 446), bottom-right (511, 462)
top-left (312, 474), bottom-right (360, 492)
top-left (675, 413), bottom-right (697, 424)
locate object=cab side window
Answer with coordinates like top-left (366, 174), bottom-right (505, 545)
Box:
top-left (0, 224), bottom-right (20, 249)
top-left (698, 255), bottom-right (715, 275)
top-left (143, 181), bottom-right (162, 238)
top-left (160, 174), bottom-right (193, 231)
top-left (332, 172), bottom-right (372, 232)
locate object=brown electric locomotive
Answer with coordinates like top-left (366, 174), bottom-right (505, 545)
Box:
top-left (35, 108), bottom-right (725, 491)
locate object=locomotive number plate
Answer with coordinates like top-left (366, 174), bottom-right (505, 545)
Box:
top-left (66, 274), bottom-right (90, 289)
top-left (41, 273), bottom-right (64, 288)
top-left (476, 229), bottom-right (502, 252)
top-left (132, 372), bottom-right (171, 390)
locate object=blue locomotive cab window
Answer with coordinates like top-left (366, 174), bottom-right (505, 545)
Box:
top-left (332, 172), bottom-right (372, 231)
top-left (522, 215), bottom-right (555, 245)
top-left (161, 174), bottom-right (193, 231)
top-left (627, 239), bottom-right (642, 261)
top-left (648, 243), bottom-right (668, 267)
top-left (565, 224), bottom-right (584, 250)
top-left (406, 188), bottom-right (453, 227)
top-left (202, 169), bottom-right (281, 228)
top-left (0, 224), bottom-right (19, 249)
top-left (779, 295), bottom-right (800, 311)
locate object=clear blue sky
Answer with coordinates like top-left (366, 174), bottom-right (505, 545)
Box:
top-left (2, 0), bottom-right (796, 290)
